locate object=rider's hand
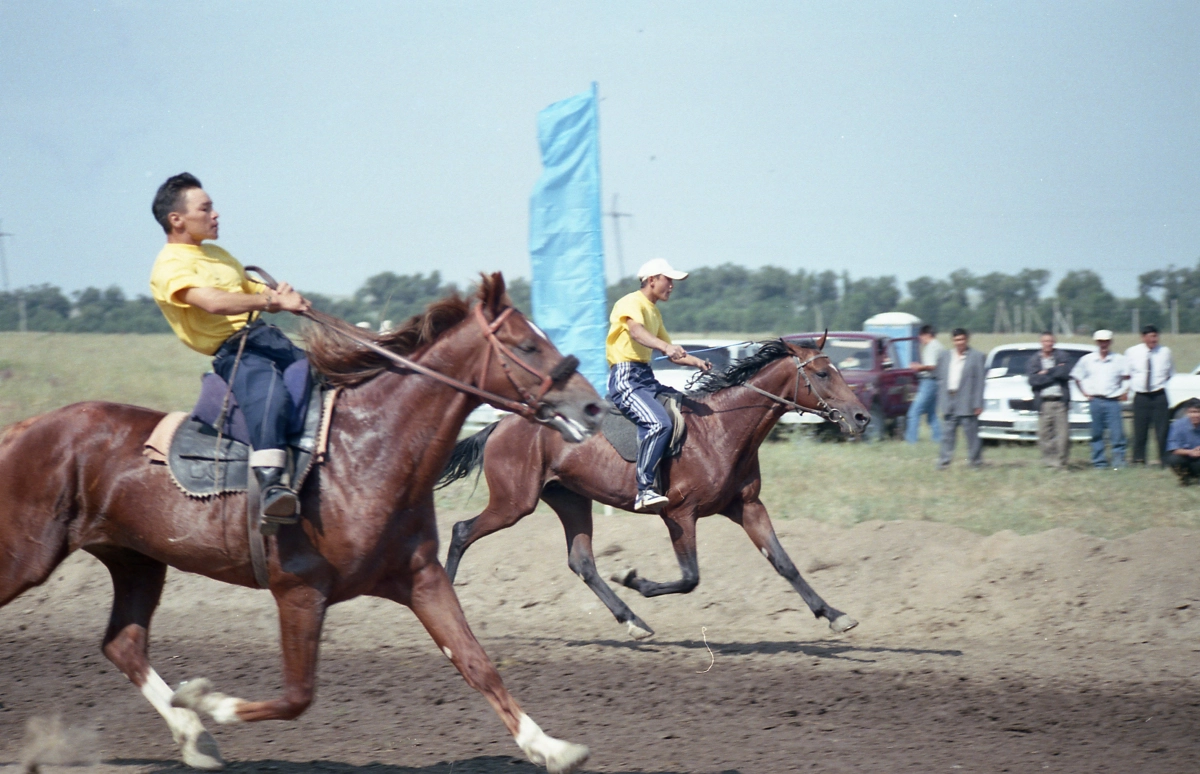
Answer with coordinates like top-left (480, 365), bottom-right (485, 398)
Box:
top-left (272, 282), bottom-right (311, 314)
top-left (664, 344), bottom-right (687, 361)
top-left (697, 358), bottom-right (713, 371)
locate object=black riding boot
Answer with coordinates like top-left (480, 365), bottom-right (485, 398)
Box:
top-left (253, 466), bottom-right (299, 525)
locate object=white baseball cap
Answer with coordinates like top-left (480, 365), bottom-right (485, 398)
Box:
top-left (1093, 329), bottom-right (1114, 341)
top-left (636, 258), bottom-right (689, 281)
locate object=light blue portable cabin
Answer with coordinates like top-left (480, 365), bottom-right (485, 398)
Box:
top-left (863, 312), bottom-right (922, 367)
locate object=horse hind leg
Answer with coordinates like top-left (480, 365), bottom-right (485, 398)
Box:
top-left (542, 484), bottom-right (655, 640)
top-left (90, 547), bottom-right (225, 770)
top-left (444, 460), bottom-right (542, 583)
top-left (613, 510), bottom-right (702, 598)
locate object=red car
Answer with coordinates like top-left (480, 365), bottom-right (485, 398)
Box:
top-left (781, 332), bottom-right (918, 440)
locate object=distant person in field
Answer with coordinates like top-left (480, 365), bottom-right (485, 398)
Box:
top-left (1126, 324), bottom-right (1174, 467)
top-left (1166, 398), bottom-right (1200, 486)
top-left (1026, 331), bottom-right (1074, 468)
top-left (905, 324), bottom-right (943, 444)
top-left (1070, 329), bottom-right (1130, 469)
top-left (934, 328), bottom-right (986, 469)
top-left (149, 172), bottom-right (311, 526)
top-left (606, 258), bottom-right (711, 513)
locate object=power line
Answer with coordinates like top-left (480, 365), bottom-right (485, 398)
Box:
top-left (603, 194), bottom-right (633, 280)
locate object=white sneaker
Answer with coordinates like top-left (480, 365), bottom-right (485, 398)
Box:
top-left (634, 490), bottom-right (669, 513)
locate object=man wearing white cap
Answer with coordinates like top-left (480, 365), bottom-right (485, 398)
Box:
top-left (606, 258), bottom-right (712, 512)
top-left (1070, 329), bottom-right (1130, 469)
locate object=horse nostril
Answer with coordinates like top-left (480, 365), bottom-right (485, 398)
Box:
top-left (584, 403), bottom-right (603, 417)
top-left (856, 412), bottom-right (870, 425)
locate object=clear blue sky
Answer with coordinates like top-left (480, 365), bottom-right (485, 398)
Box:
top-left (1, 1), bottom-right (1197, 299)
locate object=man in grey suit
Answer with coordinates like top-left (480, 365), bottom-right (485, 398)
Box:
top-left (936, 328), bottom-right (987, 468)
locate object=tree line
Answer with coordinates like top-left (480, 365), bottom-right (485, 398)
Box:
top-left (0, 262), bottom-right (1196, 336)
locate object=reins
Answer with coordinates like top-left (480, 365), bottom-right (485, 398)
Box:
top-left (244, 267), bottom-right (574, 421)
top-left (739, 353), bottom-right (847, 426)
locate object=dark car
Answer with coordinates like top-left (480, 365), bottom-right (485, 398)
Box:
top-left (781, 332), bottom-right (919, 440)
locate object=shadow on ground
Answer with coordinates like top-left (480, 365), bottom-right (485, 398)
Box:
top-left (104, 757), bottom-right (730, 774)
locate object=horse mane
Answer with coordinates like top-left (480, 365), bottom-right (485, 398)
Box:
top-left (688, 339), bottom-right (794, 395)
top-left (305, 272), bottom-right (509, 387)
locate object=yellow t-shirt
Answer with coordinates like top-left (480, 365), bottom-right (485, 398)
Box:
top-left (149, 243), bottom-right (266, 355)
top-left (605, 290), bottom-right (671, 366)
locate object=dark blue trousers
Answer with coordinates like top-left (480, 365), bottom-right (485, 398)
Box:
top-left (212, 322), bottom-right (305, 452)
top-left (608, 361), bottom-right (673, 491)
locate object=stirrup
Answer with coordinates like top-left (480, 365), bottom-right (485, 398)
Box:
top-left (261, 486), bottom-right (300, 524)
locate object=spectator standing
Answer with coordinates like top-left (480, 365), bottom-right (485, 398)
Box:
top-left (1025, 331), bottom-right (1074, 468)
top-left (1070, 330), bottom-right (1129, 469)
top-left (1166, 399), bottom-right (1200, 485)
top-left (935, 328), bottom-right (986, 469)
top-left (905, 324), bottom-right (944, 443)
top-left (1126, 325), bottom-right (1174, 467)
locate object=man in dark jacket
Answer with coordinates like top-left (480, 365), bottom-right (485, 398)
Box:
top-left (1026, 331), bottom-right (1075, 468)
top-left (936, 328), bottom-right (987, 468)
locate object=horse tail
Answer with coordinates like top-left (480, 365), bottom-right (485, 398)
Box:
top-left (436, 421), bottom-right (500, 489)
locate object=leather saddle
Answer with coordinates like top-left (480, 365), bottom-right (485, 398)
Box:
top-left (148, 368), bottom-right (329, 499)
top-left (601, 391), bottom-right (688, 464)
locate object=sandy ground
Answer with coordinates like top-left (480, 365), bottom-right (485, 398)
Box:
top-left (2, 510), bottom-right (1198, 773)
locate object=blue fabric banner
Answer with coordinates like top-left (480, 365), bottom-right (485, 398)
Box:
top-left (529, 83), bottom-right (608, 393)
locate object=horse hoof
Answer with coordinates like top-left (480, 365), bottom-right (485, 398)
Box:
top-left (171, 678), bottom-right (214, 710)
top-left (181, 730), bottom-right (225, 770)
top-left (626, 620), bottom-right (655, 640)
top-left (829, 614), bottom-right (859, 634)
top-left (516, 715), bottom-right (591, 774)
top-left (610, 569), bottom-right (638, 587)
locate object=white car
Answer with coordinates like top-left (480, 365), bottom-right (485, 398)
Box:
top-left (978, 342), bottom-right (1097, 442)
top-left (1166, 364), bottom-right (1200, 418)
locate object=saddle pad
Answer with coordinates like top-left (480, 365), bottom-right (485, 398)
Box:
top-left (160, 384), bottom-right (332, 498)
top-left (601, 392), bottom-right (687, 463)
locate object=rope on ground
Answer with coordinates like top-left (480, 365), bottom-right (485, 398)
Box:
top-left (697, 626), bottom-right (715, 673)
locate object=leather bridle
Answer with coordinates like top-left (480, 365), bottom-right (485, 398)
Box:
top-left (245, 267), bottom-right (577, 422)
top-left (739, 352), bottom-right (847, 427)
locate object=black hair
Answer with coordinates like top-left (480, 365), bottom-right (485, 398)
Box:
top-left (1141, 324), bottom-right (1159, 336)
top-left (919, 324), bottom-right (936, 336)
top-left (951, 328), bottom-right (969, 338)
top-left (152, 172), bottom-right (203, 234)
top-left (1040, 330), bottom-right (1055, 337)
top-left (1184, 398), bottom-right (1200, 411)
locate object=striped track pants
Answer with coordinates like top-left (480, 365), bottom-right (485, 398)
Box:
top-left (608, 361), bottom-right (673, 491)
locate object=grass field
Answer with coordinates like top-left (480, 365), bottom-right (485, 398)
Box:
top-left (2, 331), bottom-right (1197, 539)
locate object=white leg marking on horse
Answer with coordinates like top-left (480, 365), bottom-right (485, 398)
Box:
top-left (442, 646), bottom-right (454, 660)
top-left (515, 713), bottom-right (590, 774)
top-left (760, 547), bottom-right (769, 558)
top-left (141, 670), bottom-right (225, 770)
top-left (171, 678), bottom-right (245, 725)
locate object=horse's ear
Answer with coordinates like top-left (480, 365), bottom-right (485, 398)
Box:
top-left (817, 329), bottom-right (828, 351)
top-left (478, 272), bottom-right (508, 317)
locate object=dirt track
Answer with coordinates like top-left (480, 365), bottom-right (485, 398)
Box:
top-left (2, 512), bottom-right (1198, 773)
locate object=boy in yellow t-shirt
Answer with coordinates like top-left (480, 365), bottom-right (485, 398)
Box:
top-left (606, 258), bottom-right (711, 512)
top-left (149, 173), bottom-right (311, 527)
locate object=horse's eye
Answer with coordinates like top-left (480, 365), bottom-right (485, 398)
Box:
top-left (516, 341), bottom-right (538, 354)
top-left (815, 370), bottom-right (829, 379)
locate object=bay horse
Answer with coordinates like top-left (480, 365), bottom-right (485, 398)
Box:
top-left (438, 338), bottom-right (870, 640)
top-left (0, 274), bottom-right (604, 774)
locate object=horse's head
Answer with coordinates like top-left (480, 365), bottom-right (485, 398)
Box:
top-left (778, 338), bottom-right (871, 436)
top-left (471, 273), bottom-right (607, 443)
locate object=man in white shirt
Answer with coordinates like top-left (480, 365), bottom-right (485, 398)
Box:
top-left (905, 324), bottom-right (944, 443)
top-left (1125, 324), bottom-right (1174, 467)
top-left (1070, 329), bottom-right (1129, 469)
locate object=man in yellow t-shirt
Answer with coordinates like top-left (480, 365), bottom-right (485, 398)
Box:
top-left (607, 258), bottom-right (711, 512)
top-left (149, 172), bottom-right (311, 525)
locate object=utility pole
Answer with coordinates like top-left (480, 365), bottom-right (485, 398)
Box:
top-left (0, 220), bottom-right (11, 292)
top-left (603, 194), bottom-right (633, 281)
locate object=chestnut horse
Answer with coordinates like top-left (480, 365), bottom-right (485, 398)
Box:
top-left (0, 275), bottom-right (604, 774)
top-left (438, 338), bottom-right (870, 640)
